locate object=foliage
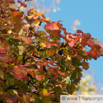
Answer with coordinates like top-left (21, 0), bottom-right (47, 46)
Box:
top-left (0, 0), bottom-right (103, 102)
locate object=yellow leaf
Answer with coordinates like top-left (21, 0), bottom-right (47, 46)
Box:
top-left (30, 97), bottom-right (35, 102)
top-left (43, 89), bottom-right (48, 96)
top-left (34, 20), bottom-right (40, 24)
top-left (34, 20), bottom-right (40, 26)
top-left (67, 55), bottom-right (71, 60)
top-left (13, 90), bottom-right (18, 95)
top-left (30, 10), bottom-right (37, 13)
top-left (37, 13), bottom-right (44, 16)
top-left (42, 75), bottom-right (45, 81)
top-left (40, 43), bottom-right (46, 49)
top-left (0, 70), bottom-right (4, 79)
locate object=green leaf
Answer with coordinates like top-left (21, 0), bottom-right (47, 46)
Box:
top-left (41, 50), bottom-right (46, 58)
top-left (35, 98), bottom-right (43, 103)
top-left (7, 54), bottom-right (13, 58)
top-left (72, 57), bottom-right (81, 66)
top-left (8, 38), bottom-right (13, 46)
top-left (7, 78), bottom-right (14, 84)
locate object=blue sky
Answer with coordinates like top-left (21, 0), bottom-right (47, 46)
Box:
top-left (47, 0), bottom-right (103, 85)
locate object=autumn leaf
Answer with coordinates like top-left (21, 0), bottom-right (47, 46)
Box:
top-left (22, 37), bottom-right (31, 44)
top-left (13, 67), bottom-right (22, 74)
top-left (58, 71), bottom-right (67, 76)
top-left (10, 11), bottom-right (23, 18)
top-left (46, 42), bottom-right (58, 48)
top-left (43, 89), bottom-right (50, 96)
top-left (23, 24), bottom-right (30, 29)
top-left (60, 81), bottom-right (67, 88)
top-left (39, 42), bottom-right (46, 48)
top-left (44, 20), bottom-right (62, 30)
top-left (14, 74), bottom-right (23, 80)
top-left (36, 74), bottom-right (42, 81)
top-left (18, 0), bottom-right (27, 7)
top-left (9, 96), bottom-right (17, 102)
top-left (68, 40), bottom-right (75, 47)
top-left (82, 61), bottom-right (89, 70)
top-left (27, 14), bottom-right (38, 20)
top-left (0, 70), bottom-right (4, 79)
top-left (77, 30), bottom-right (84, 34)
top-left (0, 47), bottom-right (6, 53)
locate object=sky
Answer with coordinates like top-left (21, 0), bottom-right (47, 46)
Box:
top-left (15, 0), bottom-right (103, 87)
top-left (47, 0), bottom-right (103, 86)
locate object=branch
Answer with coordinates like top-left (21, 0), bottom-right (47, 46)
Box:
top-left (22, 46), bottom-right (30, 65)
top-left (5, 85), bottom-right (19, 91)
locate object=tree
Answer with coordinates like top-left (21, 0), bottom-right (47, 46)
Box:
top-left (0, 0), bottom-right (103, 102)
top-left (73, 74), bottom-right (103, 95)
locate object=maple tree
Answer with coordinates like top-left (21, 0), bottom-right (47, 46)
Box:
top-left (0, 0), bottom-right (103, 103)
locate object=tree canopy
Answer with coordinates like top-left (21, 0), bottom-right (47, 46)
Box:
top-left (0, 0), bottom-right (103, 102)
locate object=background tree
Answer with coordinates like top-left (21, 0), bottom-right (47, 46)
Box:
top-left (73, 73), bottom-right (103, 95)
top-left (0, 0), bottom-right (103, 102)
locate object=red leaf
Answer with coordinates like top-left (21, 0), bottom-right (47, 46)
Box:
top-left (46, 42), bottom-right (51, 48)
top-left (68, 40), bottom-right (75, 47)
top-left (23, 76), bottom-right (29, 81)
top-left (76, 35), bottom-right (84, 39)
top-left (24, 62), bottom-right (35, 66)
top-left (14, 74), bottom-right (23, 80)
top-left (22, 37), bottom-right (31, 44)
top-left (36, 75), bottom-right (42, 81)
top-left (60, 82), bottom-right (67, 88)
top-left (0, 47), bottom-right (6, 53)
top-left (84, 33), bottom-right (91, 39)
top-left (47, 61), bottom-right (54, 66)
top-left (44, 20), bottom-right (62, 30)
top-left (46, 42), bottom-right (58, 48)
top-left (1, 55), bottom-right (10, 63)
top-left (58, 71), bottom-right (66, 76)
top-left (91, 48), bottom-right (98, 57)
top-left (69, 65), bottom-right (75, 70)
top-left (9, 96), bottom-right (17, 102)
top-left (13, 67), bottom-right (21, 74)
top-left (18, 0), bottom-right (27, 7)
top-left (77, 30), bottom-right (84, 34)
top-left (52, 44), bottom-right (58, 47)
top-left (88, 40), bottom-right (94, 47)
top-left (0, 26), bottom-right (3, 30)
top-left (83, 52), bottom-right (89, 56)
